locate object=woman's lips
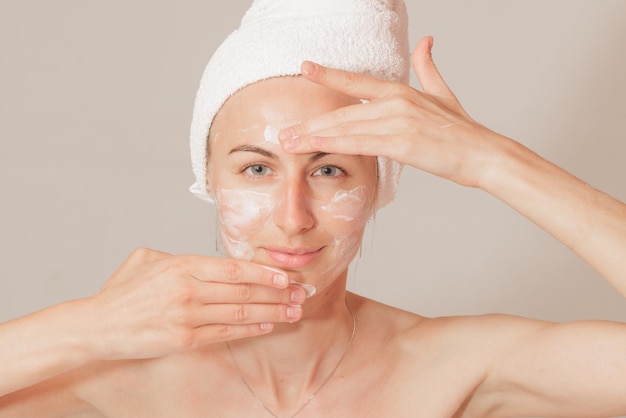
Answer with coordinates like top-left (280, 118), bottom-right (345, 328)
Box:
top-left (263, 247), bottom-right (322, 268)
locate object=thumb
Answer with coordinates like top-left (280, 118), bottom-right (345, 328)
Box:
top-left (412, 36), bottom-right (455, 99)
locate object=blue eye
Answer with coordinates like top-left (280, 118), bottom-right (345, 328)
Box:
top-left (313, 165), bottom-right (344, 177)
top-left (244, 164), bottom-right (272, 176)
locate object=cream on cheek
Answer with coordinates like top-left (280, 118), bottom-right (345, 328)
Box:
top-left (215, 188), bottom-right (273, 259)
top-left (321, 186), bottom-right (368, 222)
top-left (215, 184), bottom-right (372, 274)
top-left (318, 187), bottom-right (371, 280)
top-left (212, 121), bottom-right (373, 282)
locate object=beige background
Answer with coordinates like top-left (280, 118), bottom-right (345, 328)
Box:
top-left (1, 1), bottom-right (625, 324)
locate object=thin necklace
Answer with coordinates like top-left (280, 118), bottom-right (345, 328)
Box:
top-left (227, 298), bottom-right (357, 418)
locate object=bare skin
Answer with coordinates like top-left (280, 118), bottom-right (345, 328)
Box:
top-left (3, 294), bottom-right (624, 417)
top-left (1, 37), bottom-right (625, 417)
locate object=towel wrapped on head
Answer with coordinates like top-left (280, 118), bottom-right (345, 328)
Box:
top-left (189, 0), bottom-right (410, 208)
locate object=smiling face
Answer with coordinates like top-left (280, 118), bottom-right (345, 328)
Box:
top-left (207, 76), bottom-right (377, 289)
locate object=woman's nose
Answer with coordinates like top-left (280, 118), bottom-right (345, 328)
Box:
top-left (273, 179), bottom-right (315, 236)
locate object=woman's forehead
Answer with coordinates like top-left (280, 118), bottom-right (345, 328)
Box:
top-left (212, 76), bottom-right (358, 141)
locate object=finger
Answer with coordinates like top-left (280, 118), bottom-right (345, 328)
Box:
top-left (196, 282), bottom-right (307, 305)
top-left (181, 256), bottom-right (290, 289)
top-left (278, 100), bottom-right (380, 141)
top-left (412, 36), bottom-right (456, 99)
top-left (310, 116), bottom-right (410, 140)
top-left (282, 133), bottom-right (409, 162)
top-left (190, 322), bottom-right (275, 347)
top-left (301, 61), bottom-right (403, 101)
top-left (193, 303), bottom-right (302, 326)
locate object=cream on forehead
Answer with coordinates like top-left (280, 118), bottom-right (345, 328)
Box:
top-left (207, 120), bottom-right (400, 211)
top-left (263, 125), bottom-right (280, 144)
top-left (189, 0), bottom-right (409, 208)
top-left (226, 121), bottom-right (300, 146)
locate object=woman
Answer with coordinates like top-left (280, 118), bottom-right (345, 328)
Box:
top-left (1, 1), bottom-right (625, 417)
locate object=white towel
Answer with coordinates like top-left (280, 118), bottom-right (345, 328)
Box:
top-left (189, 0), bottom-right (409, 208)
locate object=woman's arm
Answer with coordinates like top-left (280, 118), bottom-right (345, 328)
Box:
top-left (278, 36), bottom-right (626, 415)
top-left (481, 128), bottom-right (626, 297)
top-left (451, 314), bottom-right (626, 418)
top-left (0, 248), bottom-right (305, 398)
top-left (0, 298), bottom-right (95, 398)
top-left (279, 36), bottom-right (626, 296)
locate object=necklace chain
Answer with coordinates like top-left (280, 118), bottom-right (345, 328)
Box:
top-left (227, 298), bottom-right (357, 418)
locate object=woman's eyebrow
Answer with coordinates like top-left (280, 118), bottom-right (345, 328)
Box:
top-left (228, 145), bottom-right (276, 158)
top-left (229, 145), bottom-right (329, 162)
top-left (309, 152), bottom-right (329, 162)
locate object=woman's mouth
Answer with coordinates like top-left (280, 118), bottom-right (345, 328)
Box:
top-left (263, 247), bottom-right (323, 268)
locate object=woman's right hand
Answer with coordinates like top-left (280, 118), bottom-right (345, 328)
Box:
top-left (86, 248), bottom-right (305, 361)
top-left (0, 248), bottom-right (303, 398)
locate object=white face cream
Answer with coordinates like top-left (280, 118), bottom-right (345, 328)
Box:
top-left (206, 74), bottom-right (378, 290)
top-left (263, 125), bottom-right (281, 145)
top-left (216, 188), bottom-right (273, 260)
top-left (213, 120), bottom-right (376, 290)
top-left (321, 186), bottom-right (368, 222)
top-left (216, 185), bottom-right (369, 247)
top-left (262, 120), bottom-right (300, 145)
top-left (214, 178), bottom-right (372, 285)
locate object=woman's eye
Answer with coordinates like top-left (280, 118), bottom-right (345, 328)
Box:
top-left (244, 164), bottom-right (273, 176)
top-left (313, 165), bottom-right (344, 177)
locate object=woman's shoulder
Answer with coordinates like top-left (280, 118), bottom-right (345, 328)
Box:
top-left (350, 292), bottom-right (551, 359)
top-left (0, 365), bottom-right (104, 417)
top-left (348, 293), bottom-right (555, 415)
top-left (348, 292), bottom-right (425, 334)
top-left (0, 356), bottom-right (176, 417)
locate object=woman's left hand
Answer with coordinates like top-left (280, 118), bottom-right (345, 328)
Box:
top-left (279, 36), bottom-right (511, 188)
top-left (277, 37), bottom-right (626, 418)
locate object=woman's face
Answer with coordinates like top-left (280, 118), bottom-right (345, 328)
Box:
top-left (207, 76), bottom-right (377, 289)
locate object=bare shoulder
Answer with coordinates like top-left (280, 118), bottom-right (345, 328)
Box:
top-left (348, 292), bottom-right (426, 333)
top-left (385, 304), bottom-right (553, 375)
top-left (348, 293), bottom-right (557, 416)
top-left (0, 355), bottom-right (180, 417)
top-left (0, 365), bottom-right (104, 417)
top-left (0, 350), bottom-right (170, 417)
top-left (350, 291), bottom-right (551, 347)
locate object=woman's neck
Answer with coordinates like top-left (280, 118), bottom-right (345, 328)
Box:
top-left (225, 274), bottom-right (355, 408)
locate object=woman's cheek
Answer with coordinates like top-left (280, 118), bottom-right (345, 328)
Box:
top-left (215, 188), bottom-right (274, 260)
top-left (214, 185), bottom-right (373, 263)
top-left (316, 186), bottom-right (372, 233)
top-left (311, 186), bottom-right (373, 278)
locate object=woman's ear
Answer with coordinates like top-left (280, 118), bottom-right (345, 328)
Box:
top-left (205, 173), bottom-right (215, 200)
top-left (204, 152), bottom-right (217, 202)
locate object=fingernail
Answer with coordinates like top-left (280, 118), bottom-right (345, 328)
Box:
top-left (287, 305), bottom-right (302, 320)
top-left (290, 289), bottom-right (305, 304)
top-left (261, 266), bottom-right (289, 287)
top-left (302, 61), bottom-right (318, 77)
top-left (280, 138), bottom-right (299, 151)
top-left (278, 127), bottom-right (296, 141)
top-left (273, 273), bottom-right (288, 287)
top-left (291, 281), bottom-right (317, 298)
top-left (310, 137), bottom-right (323, 147)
